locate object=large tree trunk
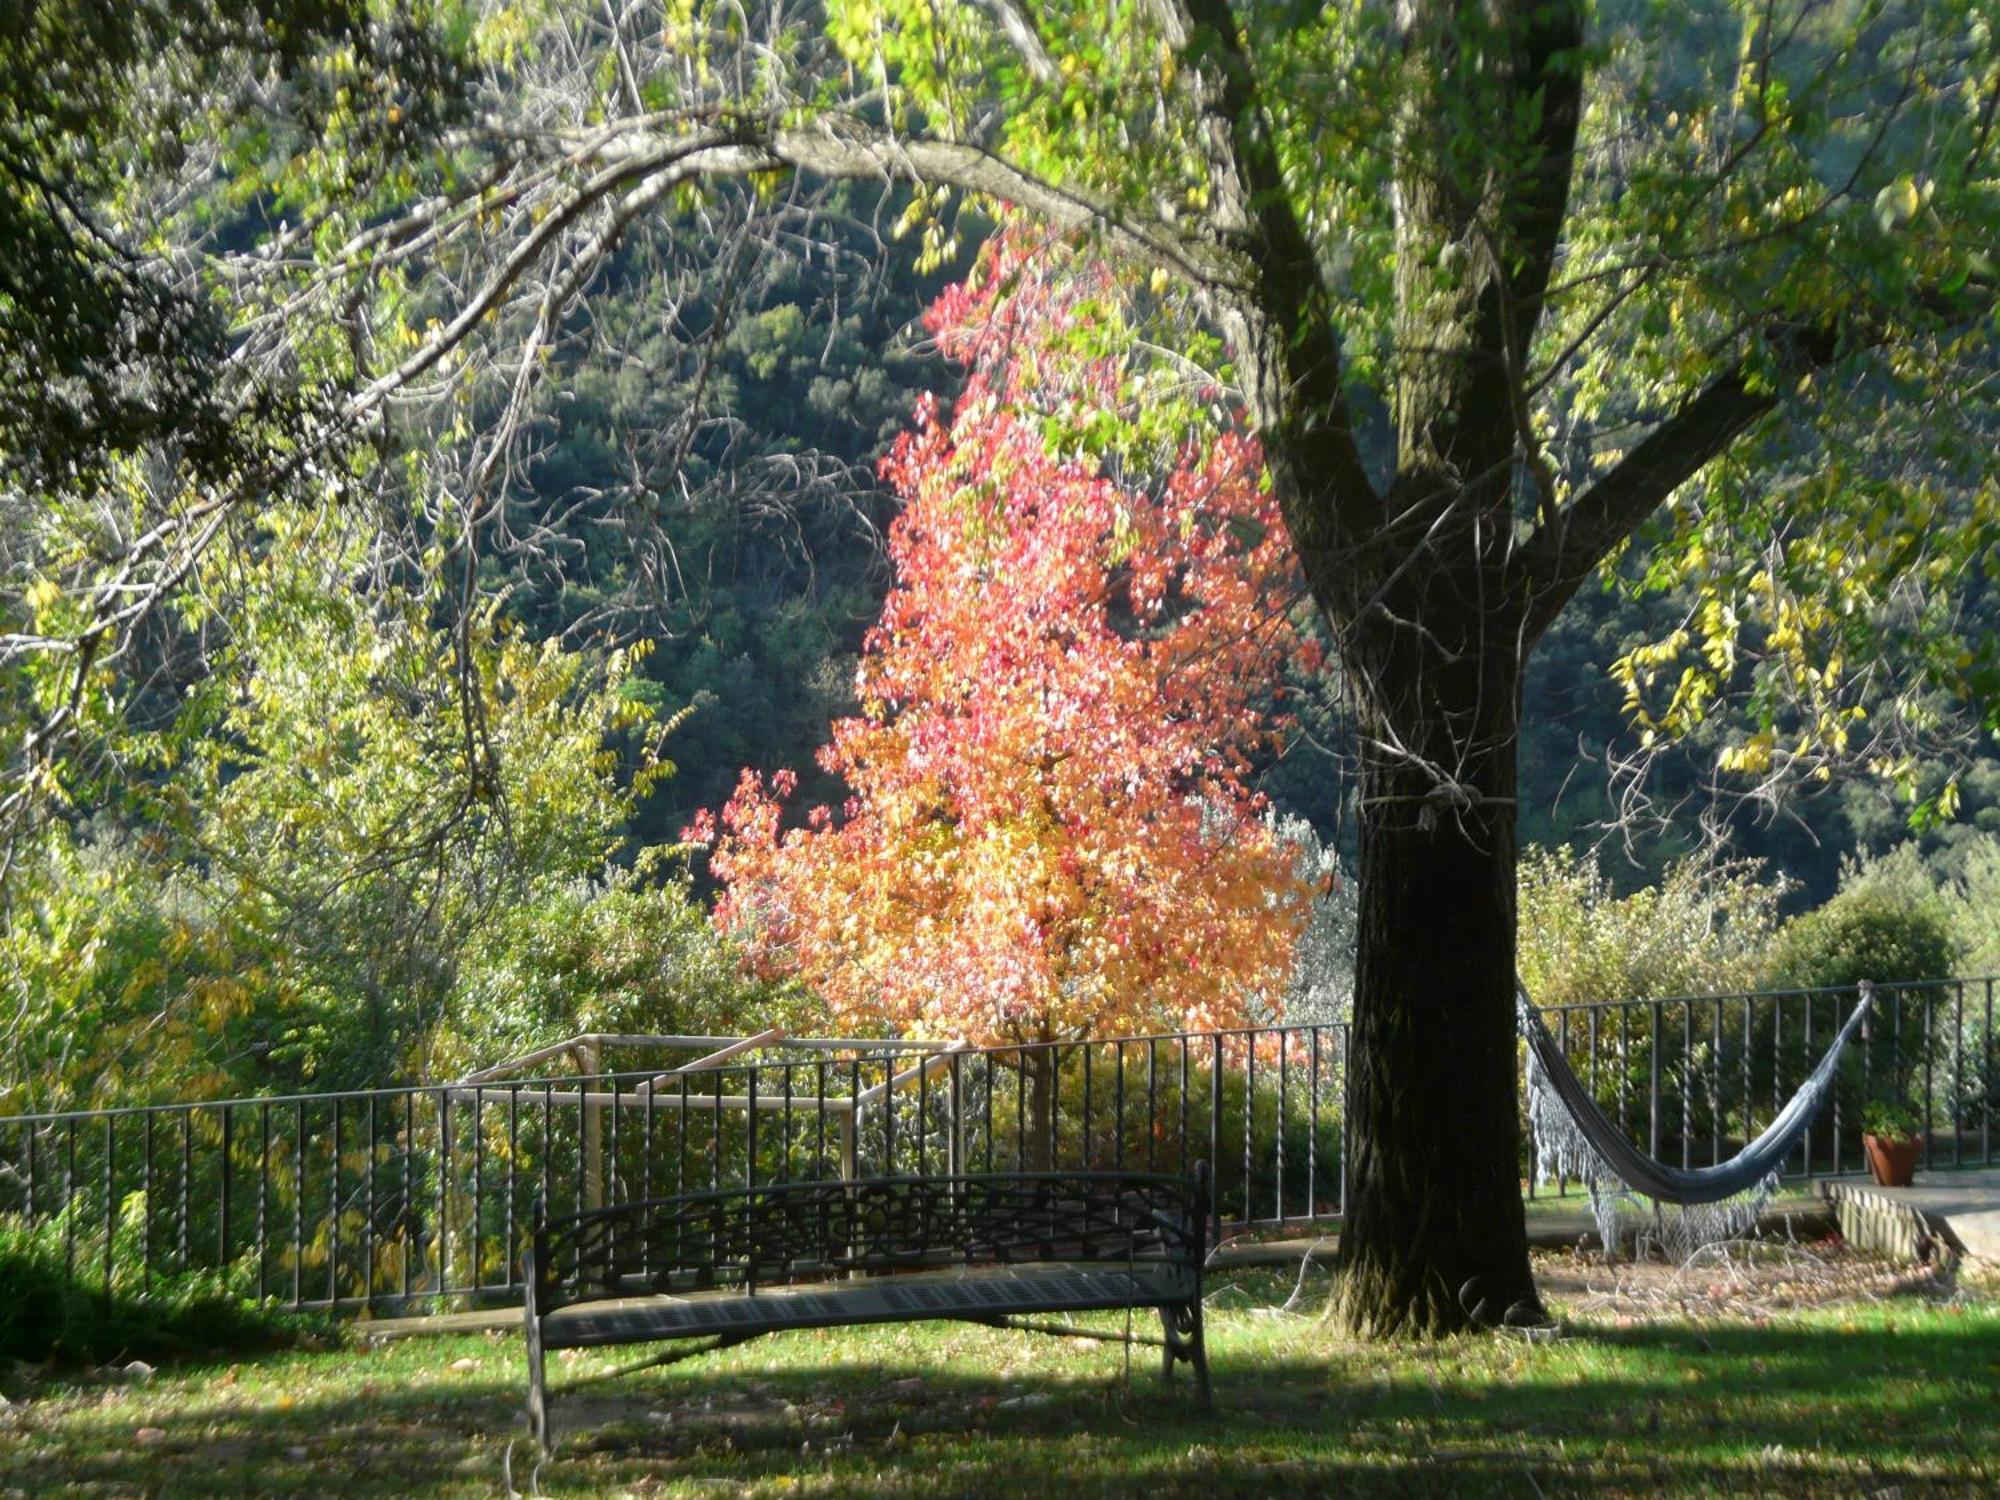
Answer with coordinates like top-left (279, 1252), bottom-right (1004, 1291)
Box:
top-left (1329, 520), bottom-right (1543, 1337)
top-left (1333, 745), bottom-right (1539, 1335)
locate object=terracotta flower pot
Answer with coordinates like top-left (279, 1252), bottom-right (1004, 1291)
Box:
top-left (1862, 1132), bottom-right (1922, 1188)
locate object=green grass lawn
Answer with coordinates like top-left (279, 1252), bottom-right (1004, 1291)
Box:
top-left (2, 1264), bottom-right (1994, 1498)
top-left (1519, 1178), bottom-right (1826, 1222)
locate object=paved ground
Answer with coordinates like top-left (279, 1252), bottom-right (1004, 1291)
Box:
top-left (1820, 1164), bottom-right (2000, 1264)
top-left (1207, 1192), bottom-right (1835, 1269)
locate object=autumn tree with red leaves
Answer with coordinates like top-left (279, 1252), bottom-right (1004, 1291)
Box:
top-left (691, 236), bottom-right (1313, 1064)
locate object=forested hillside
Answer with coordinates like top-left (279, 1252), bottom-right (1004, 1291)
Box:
top-left (480, 190), bottom-right (983, 847)
top-left (534, 218), bottom-right (2000, 902)
top-left (469, 204), bottom-right (2000, 904)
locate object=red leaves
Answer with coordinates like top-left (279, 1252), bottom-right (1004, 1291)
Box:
top-left (702, 230), bottom-right (1314, 1044)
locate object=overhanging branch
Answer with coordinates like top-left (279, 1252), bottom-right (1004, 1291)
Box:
top-left (1517, 329), bottom-right (1835, 643)
top-left (1519, 363), bottom-right (1771, 642)
top-left (547, 113), bottom-right (1246, 294)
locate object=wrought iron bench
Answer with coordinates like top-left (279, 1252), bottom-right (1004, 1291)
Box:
top-left (521, 1166), bottom-right (1211, 1449)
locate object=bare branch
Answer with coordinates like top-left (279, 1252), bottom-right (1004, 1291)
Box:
top-left (970, 0), bottom-right (1060, 84)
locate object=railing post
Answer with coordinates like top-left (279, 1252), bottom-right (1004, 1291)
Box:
top-left (1242, 1034), bottom-right (1254, 1222)
top-left (1209, 1034), bottom-right (1223, 1231)
top-left (746, 1064), bottom-right (759, 1190)
top-left (1952, 980), bottom-right (1966, 1169)
top-left (1649, 1000), bottom-right (1663, 1162)
top-left (102, 1115), bottom-right (115, 1295)
top-left (1307, 1029), bottom-right (1320, 1217)
top-left (1800, 997), bottom-right (1814, 1180)
top-left (1923, 987), bottom-right (1936, 1170)
top-left (1986, 978), bottom-right (1995, 1166)
top-left (839, 1109), bottom-right (859, 1184)
top-left (947, 1051), bottom-right (964, 1179)
top-left (258, 1102), bottom-right (270, 1303)
top-left (576, 1041), bottom-right (603, 1214)
top-left (219, 1106), bottom-right (232, 1270)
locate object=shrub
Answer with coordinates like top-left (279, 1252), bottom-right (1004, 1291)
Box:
top-left (1943, 833), bottom-right (2000, 975)
top-left (1859, 1098), bottom-right (1924, 1143)
top-left (1767, 846), bottom-right (1961, 990)
top-left (435, 852), bottom-right (817, 1077)
top-left (0, 1213), bottom-right (335, 1366)
top-left (1517, 846), bottom-right (1787, 1008)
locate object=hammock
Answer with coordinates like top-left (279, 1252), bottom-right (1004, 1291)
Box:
top-left (1519, 980), bottom-right (1872, 1257)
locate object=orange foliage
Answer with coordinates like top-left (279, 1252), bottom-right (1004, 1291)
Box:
top-left (690, 235), bottom-right (1314, 1045)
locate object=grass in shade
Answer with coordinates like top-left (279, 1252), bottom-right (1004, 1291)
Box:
top-left (1, 1260), bottom-right (1994, 1498)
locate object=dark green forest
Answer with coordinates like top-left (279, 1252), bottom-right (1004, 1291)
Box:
top-left (542, 218), bottom-right (1999, 900)
top-left (465, 203), bottom-right (2000, 899)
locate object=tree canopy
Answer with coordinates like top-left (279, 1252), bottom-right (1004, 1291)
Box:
top-left (697, 231), bottom-right (1312, 1047)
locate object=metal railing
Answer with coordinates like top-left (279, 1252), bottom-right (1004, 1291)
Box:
top-left (0, 976), bottom-right (1992, 1314)
top-left (0, 1027), bottom-right (1348, 1313)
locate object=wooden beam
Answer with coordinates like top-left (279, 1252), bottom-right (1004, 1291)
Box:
top-left (577, 1039), bottom-right (603, 1212)
top-left (451, 1030), bottom-right (948, 1085)
top-left (632, 1027), bottom-right (786, 1099)
top-left (446, 1088), bottom-right (857, 1114)
top-left (451, 1034), bottom-right (593, 1086)
top-left (854, 1040), bottom-right (969, 1112)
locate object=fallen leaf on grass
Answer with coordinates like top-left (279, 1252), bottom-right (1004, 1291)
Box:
top-left (134, 1427), bottom-right (166, 1445)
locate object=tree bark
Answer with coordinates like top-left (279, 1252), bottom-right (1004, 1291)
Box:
top-left (1333, 672), bottom-right (1541, 1335)
top-left (1021, 1046), bottom-right (1055, 1172)
top-left (1325, 467), bottom-right (1543, 1337)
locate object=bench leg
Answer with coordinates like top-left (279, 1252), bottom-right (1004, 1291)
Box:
top-left (1159, 1301), bottom-right (1211, 1409)
top-left (1186, 1301), bottom-right (1212, 1411)
top-left (524, 1311), bottom-right (551, 1455)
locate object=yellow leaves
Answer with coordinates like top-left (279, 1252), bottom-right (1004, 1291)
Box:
top-left (1718, 730), bottom-right (1774, 776)
top-left (1612, 628), bottom-right (1698, 724)
top-left (1697, 597), bottom-right (1737, 674)
top-left (1937, 777), bottom-right (1962, 821)
top-left (1874, 174), bottom-right (1931, 232)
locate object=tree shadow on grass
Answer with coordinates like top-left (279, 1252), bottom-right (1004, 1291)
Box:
top-left (2, 1311), bottom-right (1994, 1497)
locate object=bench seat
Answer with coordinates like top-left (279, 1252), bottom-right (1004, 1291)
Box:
top-left (540, 1260), bottom-right (1199, 1348)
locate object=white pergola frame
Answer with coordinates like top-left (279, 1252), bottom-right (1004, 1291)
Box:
top-left (448, 1029), bottom-right (969, 1206)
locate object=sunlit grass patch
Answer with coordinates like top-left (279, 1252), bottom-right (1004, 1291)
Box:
top-left (1, 1262), bottom-right (1993, 1497)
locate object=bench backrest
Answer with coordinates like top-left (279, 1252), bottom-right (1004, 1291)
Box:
top-left (531, 1168), bottom-right (1208, 1313)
